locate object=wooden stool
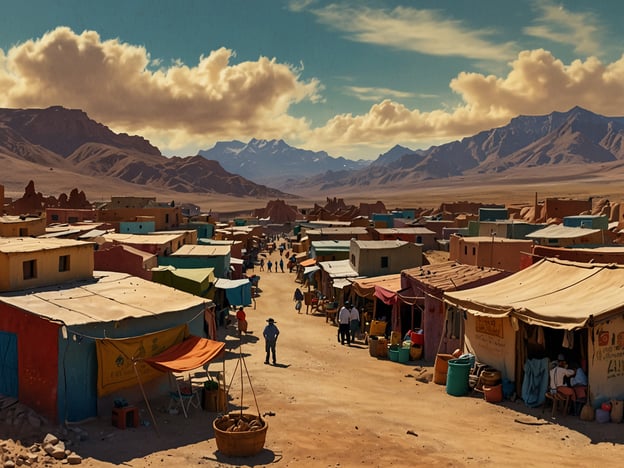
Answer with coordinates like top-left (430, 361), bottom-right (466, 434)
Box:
top-left (112, 405), bottom-right (139, 429)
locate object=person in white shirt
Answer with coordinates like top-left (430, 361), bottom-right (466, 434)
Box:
top-left (549, 353), bottom-right (576, 397)
top-left (338, 301), bottom-right (352, 345)
top-left (349, 304), bottom-right (360, 343)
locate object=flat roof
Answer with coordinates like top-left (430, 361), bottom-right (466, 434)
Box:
top-left (375, 227), bottom-right (436, 235)
top-left (103, 232), bottom-right (184, 244)
top-left (0, 271), bottom-right (207, 326)
top-left (170, 244), bottom-right (231, 257)
top-left (353, 240), bottom-right (409, 249)
top-left (0, 237), bottom-right (91, 253)
top-left (526, 225), bottom-right (602, 239)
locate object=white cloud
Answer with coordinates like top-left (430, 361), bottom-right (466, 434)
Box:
top-left (524, 1), bottom-right (601, 56)
top-left (0, 27), bottom-right (321, 154)
top-left (310, 4), bottom-right (517, 61)
top-left (344, 85), bottom-right (424, 102)
top-left (304, 49), bottom-right (624, 158)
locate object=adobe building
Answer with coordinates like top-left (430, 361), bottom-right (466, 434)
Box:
top-left (46, 208), bottom-right (98, 225)
top-left (0, 237), bottom-right (94, 292)
top-left (100, 232), bottom-right (187, 256)
top-left (305, 226), bottom-right (371, 241)
top-left (371, 227), bottom-right (437, 250)
top-left (350, 239), bottom-right (423, 277)
top-left (536, 198), bottom-right (592, 223)
top-left (97, 196), bottom-right (181, 231)
top-left (0, 215), bottom-right (47, 237)
top-left (449, 234), bottom-right (533, 272)
top-left (0, 184), bottom-right (4, 215)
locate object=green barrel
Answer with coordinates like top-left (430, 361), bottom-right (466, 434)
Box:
top-left (446, 358), bottom-right (471, 396)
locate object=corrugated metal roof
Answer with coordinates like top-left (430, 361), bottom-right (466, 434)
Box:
top-left (0, 271), bottom-right (207, 326)
top-left (526, 224), bottom-right (601, 239)
top-left (402, 261), bottom-right (509, 293)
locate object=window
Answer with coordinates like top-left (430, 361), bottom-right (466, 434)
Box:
top-left (464, 246), bottom-right (467, 255)
top-left (381, 256), bottom-right (389, 268)
top-left (165, 214), bottom-right (170, 224)
top-left (472, 247), bottom-right (476, 256)
top-left (23, 260), bottom-right (37, 280)
top-left (59, 255), bottom-right (71, 272)
top-left (51, 214), bottom-right (59, 221)
top-left (19, 228), bottom-right (28, 237)
top-left (68, 217), bottom-right (78, 223)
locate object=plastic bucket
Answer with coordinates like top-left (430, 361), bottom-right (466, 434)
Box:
top-left (483, 384), bottom-right (503, 403)
top-left (398, 347), bottom-right (410, 363)
top-left (433, 354), bottom-right (454, 385)
top-left (388, 347), bottom-right (399, 362)
top-left (446, 358), bottom-right (471, 396)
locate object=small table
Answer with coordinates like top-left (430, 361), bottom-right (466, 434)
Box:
top-left (112, 405), bottom-right (139, 429)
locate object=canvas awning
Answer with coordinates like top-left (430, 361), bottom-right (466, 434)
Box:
top-left (444, 258), bottom-right (624, 330)
top-left (351, 274), bottom-right (403, 299)
top-left (144, 335), bottom-right (225, 373)
top-left (214, 278), bottom-right (252, 306)
top-left (299, 258), bottom-right (317, 267)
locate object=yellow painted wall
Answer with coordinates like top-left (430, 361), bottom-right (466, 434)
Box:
top-left (0, 217), bottom-right (46, 237)
top-left (0, 243), bottom-right (94, 292)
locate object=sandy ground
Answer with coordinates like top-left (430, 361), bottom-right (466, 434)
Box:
top-left (3, 241), bottom-right (624, 467)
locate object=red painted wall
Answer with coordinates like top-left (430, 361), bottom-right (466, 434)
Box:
top-left (0, 303), bottom-right (59, 421)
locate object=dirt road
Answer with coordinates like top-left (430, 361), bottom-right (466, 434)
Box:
top-left (4, 242), bottom-right (624, 467)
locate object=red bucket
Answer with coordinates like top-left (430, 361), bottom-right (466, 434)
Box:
top-left (408, 330), bottom-right (424, 346)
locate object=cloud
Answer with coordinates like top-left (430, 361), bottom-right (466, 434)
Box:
top-left (344, 86), bottom-right (425, 102)
top-left (524, 1), bottom-right (601, 56)
top-left (0, 27), bottom-right (321, 154)
top-left (304, 49), bottom-right (624, 157)
top-left (309, 4), bottom-right (516, 61)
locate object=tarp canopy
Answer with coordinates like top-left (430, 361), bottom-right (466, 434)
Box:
top-left (351, 274), bottom-right (402, 299)
top-left (215, 277), bottom-right (252, 306)
top-left (444, 258), bottom-right (624, 330)
top-left (144, 335), bottom-right (225, 372)
top-left (299, 258), bottom-right (317, 267)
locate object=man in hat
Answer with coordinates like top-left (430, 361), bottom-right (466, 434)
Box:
top-left (263, 318), bottom-right (280, 365)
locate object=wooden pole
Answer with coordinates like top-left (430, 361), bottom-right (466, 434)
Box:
top-left (133, 361), bottom-right (160, 436)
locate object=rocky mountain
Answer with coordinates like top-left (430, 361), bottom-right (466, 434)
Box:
top-left (198, 138), bottom-right (369, 187)
top-left (0, 106), bottom-right (293, 198)
top-left (320, 106), bottom-right (624, 189)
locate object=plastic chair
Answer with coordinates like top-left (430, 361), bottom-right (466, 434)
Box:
top-left (167, 373), bottom-right (201, 418)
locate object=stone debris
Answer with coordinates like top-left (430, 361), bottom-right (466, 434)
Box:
top-left (0, 398), bottom-right (88, 466)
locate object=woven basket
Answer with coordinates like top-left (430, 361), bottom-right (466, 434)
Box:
top-left (213, 413), bottom-right (268, 457)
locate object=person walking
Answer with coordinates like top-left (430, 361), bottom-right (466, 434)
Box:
top-left (338, 301), bottom-right (351, 346)
top-left (349, 303), bottom-right (360, 343)
top-left (236, 307), bottom-right (248, 336)
top-left (279, 258), bottom-right (284, 273)
top-left (267, 260), bottom-right (273, 272)
top-left (293, 287), bottom-right (304, 313)
top-left (259, 258), bottom-right (265, 271)
top-left (263, 318), bottom-right (280, 365)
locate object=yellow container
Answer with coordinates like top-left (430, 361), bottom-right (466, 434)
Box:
top-left (390, 331), bottom-right (401, 345)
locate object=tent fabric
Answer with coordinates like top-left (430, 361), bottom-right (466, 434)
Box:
top-left (444, 258), bottom-right (624, 330)
top-left (299, 258), bottom-right (317, 267)
top-left (351, 274), bottom-right (402, 299)
top-left (215, 278), bottom-right (252, 306)
top-left (144, 335), bottom-right (225, 373)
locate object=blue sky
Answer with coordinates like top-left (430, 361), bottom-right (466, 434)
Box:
top-left (1, 0), bottom-right (624, 159)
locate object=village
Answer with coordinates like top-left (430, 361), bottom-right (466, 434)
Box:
top-left (2, 182), bottom-right (624, 467)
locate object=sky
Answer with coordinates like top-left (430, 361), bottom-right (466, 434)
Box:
top-left (2, 0), bottom-right (624, 160)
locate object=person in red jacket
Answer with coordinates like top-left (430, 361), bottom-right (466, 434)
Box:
top-left (236, 307), bottom-right (248, 336)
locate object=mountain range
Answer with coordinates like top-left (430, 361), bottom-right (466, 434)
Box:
top-left (2, 105), bottom-right (624, 200)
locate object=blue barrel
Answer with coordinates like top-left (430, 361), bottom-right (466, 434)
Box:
top-left (446, 358), bottom-right (471, 396)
